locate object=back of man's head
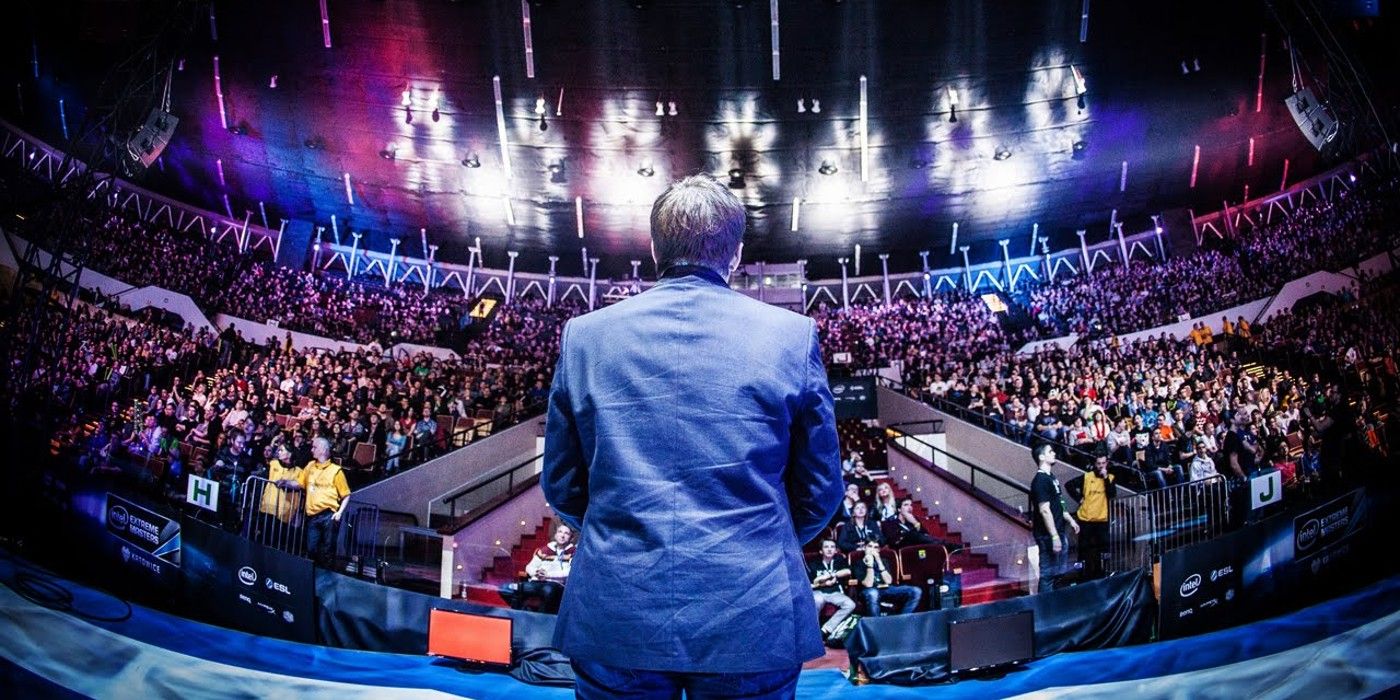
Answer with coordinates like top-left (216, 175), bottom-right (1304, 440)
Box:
top-left (650, 175), bottom-right (745, 273)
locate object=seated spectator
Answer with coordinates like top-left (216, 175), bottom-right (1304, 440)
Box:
top-left (871, 482), bottom-right (898, 522)
top-left (836, 501), bottom-right (883, 553)
top-left (852, 541), bottom-right (921, 615)
top-left (500, 524), bottom-right (575, 614)
top-left (808, 539), bottom-right (857, 646)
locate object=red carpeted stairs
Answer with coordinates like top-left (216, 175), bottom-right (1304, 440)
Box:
top-left (465, 518), bottom-right (558, 607)
top-left (883, 481), bottom-right (1024, 605)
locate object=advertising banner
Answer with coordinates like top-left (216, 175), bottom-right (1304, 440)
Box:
top-left (829, 375), bottom-right (878, 420)
top-left (182, 518), bottom-right (315, 643)
top-left (105, 492), bottom-right (181, 577)
top-left (1293, 490), bottom-right (1363, 563)
top-left (1158, 529), bottom-right (1247, 639)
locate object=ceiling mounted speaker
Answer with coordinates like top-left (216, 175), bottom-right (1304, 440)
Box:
top-left (1284, 88), bottom-right (1340, 152)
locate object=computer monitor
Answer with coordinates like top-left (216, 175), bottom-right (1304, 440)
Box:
top-left (427, 608), bottom-right (513, 667)
top-left (948, 610), bottom-right (1034, 674)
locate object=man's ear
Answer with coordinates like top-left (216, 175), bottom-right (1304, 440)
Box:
top-left (651, 240), bottom-right (659, 270)
top-left (729, 242), bottom-right (744, 273)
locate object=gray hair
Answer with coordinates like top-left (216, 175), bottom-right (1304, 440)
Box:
top-left (650, 174), bottom-right (746, 272)
top-left (312, 436), bottom-right (332, 455)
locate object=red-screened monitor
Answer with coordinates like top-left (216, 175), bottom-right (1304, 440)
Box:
top-left (427, 608), bottom-right (513, 667)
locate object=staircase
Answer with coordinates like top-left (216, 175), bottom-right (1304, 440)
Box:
top-left (469, 518), bottom-right (557, 607)
top-left (884, 481), bottom-right (1025, 606)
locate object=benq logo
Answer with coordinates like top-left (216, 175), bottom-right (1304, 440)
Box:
top-left (1179, 573), bottom-right (1202, 598)
top-left (238, 566), bottom-right (258, 586)
top-left (1298, 519), bottom-right (1321, 551)
top-left (108, 505), bottom-right (130, 530)
top-left (832, 385), bottom-right (847, 396)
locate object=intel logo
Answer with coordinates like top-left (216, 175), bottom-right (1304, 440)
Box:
top-left (108, 505), bottom-right (129, 530)
top-left (238, 566), bottom-right (258, 586)
top-left (832, 385), bottom-right (847, 395)
top-left (1179, 573), bottom-right (1202, 598)
top-left (1297, 519), bottom-right (1320, 551)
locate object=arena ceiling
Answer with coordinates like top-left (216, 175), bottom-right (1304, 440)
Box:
top-left (5, 0), bottom-right (1395, 278)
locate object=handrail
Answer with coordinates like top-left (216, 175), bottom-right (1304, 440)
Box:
top-left (875, 376), bottom-right (1148, 491)
top-left (358, 398), bottom-right (545, 481)
top-left (435, 452), bottom-right (545, 524)
top-left (884, 425), bottom-right (1029, 498)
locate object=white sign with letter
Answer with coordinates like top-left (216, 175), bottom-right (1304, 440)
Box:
top-left (1251, 469), bottom-right (1283, 510)
top-left (187, 474), bottom-right (220, 512)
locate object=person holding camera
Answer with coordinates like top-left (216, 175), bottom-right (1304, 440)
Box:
top-left (808, 539), bottom-right (857, 645)
top-left (851, 540), bottom-right (921, 615)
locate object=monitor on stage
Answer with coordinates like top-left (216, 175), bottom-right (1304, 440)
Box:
top-left (427, 608), bottom-right (513, 667)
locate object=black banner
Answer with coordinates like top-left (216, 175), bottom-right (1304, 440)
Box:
top-left (105, 492), bottom-right (181, 577)
top-left (1159, 529), bottom-right (1248, 639)
top-left (829, 375), bottom-right (878, 420)
top-left (1293, 490), bottom-right (1364, 563)
top-left (181, 518), bottom-right (315, 643)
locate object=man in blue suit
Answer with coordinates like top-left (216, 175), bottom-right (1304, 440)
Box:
top-left (543, 174), bottom-right (844, 699)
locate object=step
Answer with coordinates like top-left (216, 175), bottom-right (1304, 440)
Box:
top-left (960, 578), bottom-right (1025, 606)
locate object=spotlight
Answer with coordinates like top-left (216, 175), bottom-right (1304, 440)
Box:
top-left (228, 121), bottom-right (248, 136)
top-left (810, 99), bottom-right (820, 113)
top-left (910, 158), bottom-right (928, 170)
top-left (949, 106), bottom-right (957, 123)
top-left (462, 153), bottom-right (481, 168)
top-left (946, 86), bottom-right (959, 123)
top-left (1077, 94), bottom-right (1086, 111)
top-left (269, 75), bottom-right (278, 89)
top-left (1349, 173), bottom-right (1357, 183)
top-left (401, 89), bottom-right (412, 107)
top-left (818, 160), bottom-right (838, 175)
top-left (404, 106), bottom-right (413, 124)
top-left (538, 113), bottom-right (548, 131)
top-left (432, 108), bottom-right (440, 122)
top-left (656, 100), bottom-right (665, 116)
top-left (728, 168), bottom-right (745, 188)
top-left (1181, 61), bottom-right (1190, 75)
top-left (379, 145), bottom-right (397, 160)
top-left (797, 99), bottom-right (805, 113)
top-left (548, 159), bottom-right (567, 183)
top-left (667, 101), bottom-right (677, 116)
top-left (304, 136), bottom-right (326, 150)
top-left (637, 161), bottom-right (655, 177)
top-left (1072, 140), bottom-right (1087, 159)
top-left (534, 97), bottom-right (546, 115)
top-left (994, 146), bottom-right (1012, 161)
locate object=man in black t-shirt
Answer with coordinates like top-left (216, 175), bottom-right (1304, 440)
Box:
top-left (851, 541), bottom-right (921, 615)
top-left (808, 540), bottom-right (857, 644)
top-left (1030, 443), bottom-right (1079, 593)
top-left (1222, 410), bottom-right (1262, 481)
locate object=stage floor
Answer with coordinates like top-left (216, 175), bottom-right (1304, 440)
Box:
top-left (2, 554), bottom-right (1399, 699)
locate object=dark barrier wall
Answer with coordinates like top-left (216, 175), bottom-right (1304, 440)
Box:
top-left (847, 568), bottom-right (1156, 684)
top-left (182, 519), bottom-right (316, 643)
top-left (1159, 487), bottom-right (1394, 639)
top-left (314, 569), bottom-right (573, 685)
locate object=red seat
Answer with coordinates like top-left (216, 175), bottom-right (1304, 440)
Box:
top-left (897, 544), bottom-right (948, 586)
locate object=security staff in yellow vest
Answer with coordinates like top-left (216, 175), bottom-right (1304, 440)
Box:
top-left (290, 437), bottom-right (352, 566)
top-left (1066, 451), bottom-right (1117, 580)
top-left (262, 444), bottom-right (304, 524)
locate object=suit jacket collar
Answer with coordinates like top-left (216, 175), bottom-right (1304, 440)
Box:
top-left (658, 264), bottom-right (729, 288)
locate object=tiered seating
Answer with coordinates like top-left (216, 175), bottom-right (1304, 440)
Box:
top-left (469, 517), bottom-right (558, 607)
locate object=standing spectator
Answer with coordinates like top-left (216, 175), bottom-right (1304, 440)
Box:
top-left (1066, 452), bottom-right (1116, 580)
top-left (1030, 444), bottom-right (1079, 593)
top-left (291, 437), bottom-right (352, 567)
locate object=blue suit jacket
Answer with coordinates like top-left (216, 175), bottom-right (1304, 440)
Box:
top-left (542, 268), bottom-right (843, 673)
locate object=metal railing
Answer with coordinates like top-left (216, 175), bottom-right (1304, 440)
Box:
top-left (1107, 475), bottom-right (1230, 574)
top-left (432, 452), bottom-right (545, 528)
top-left (355, 399), bottom-right (545, 483)
top-left (240, 475), bottom-right (306, 556)
top-left (876, 376), bottom-right (1150, 491)
top-left (884, 423), bottom-right (1032, 519)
